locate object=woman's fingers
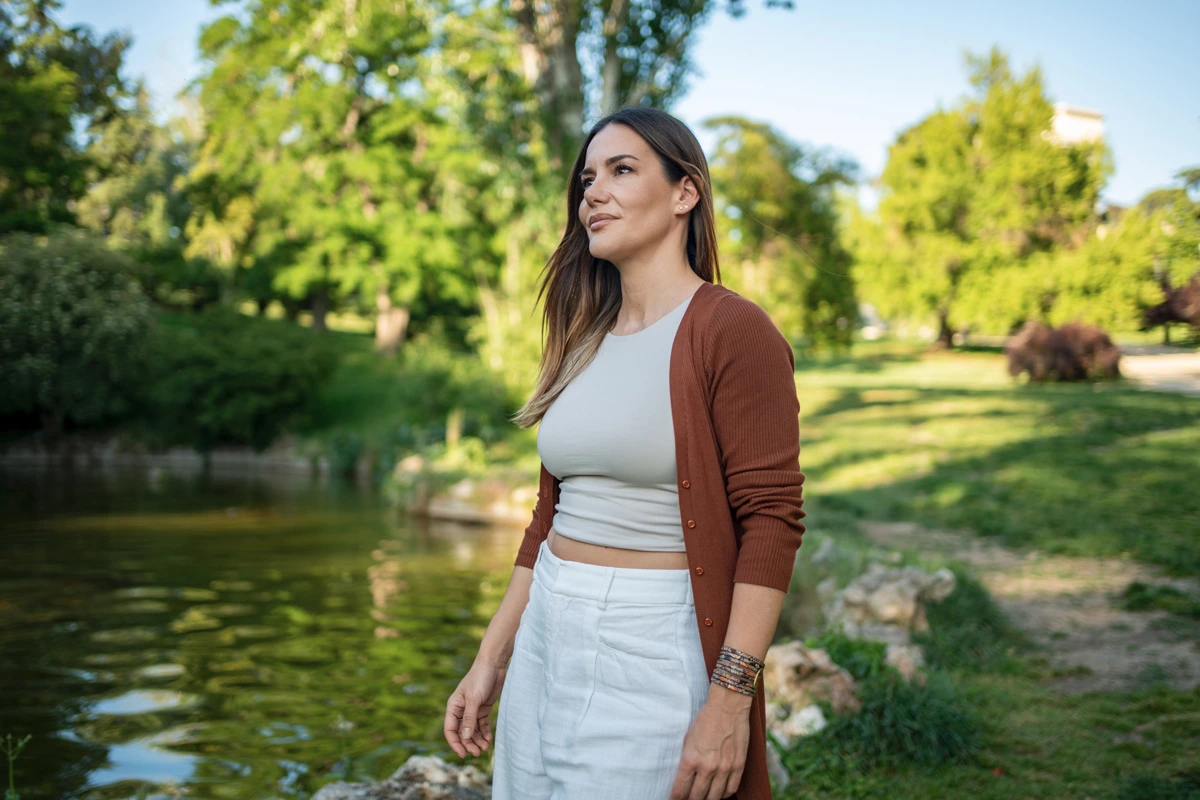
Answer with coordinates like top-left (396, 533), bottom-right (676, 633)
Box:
top-left (443, 691), bottom-right (466, 758)
top-left (459, 694), bottom-right (484, 756)
top-left (474, 710), bottom-right (492, 750)
top-left (686, 769), bottom-right (714, 800)
top-left (721, 767), bottom-right (742, 798)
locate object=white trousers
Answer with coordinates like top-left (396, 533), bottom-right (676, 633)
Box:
top-left (492, 538), bottom-right (711, 799)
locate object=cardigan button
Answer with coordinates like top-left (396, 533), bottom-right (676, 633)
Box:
top-left (686, 519), bottom-right (696, 528)
top-left (703, 617), bottom-right (713, 626)
top-left (694, 566), bottom-right (704, 576)
top-left (681, 479), bottom-right (690, 489)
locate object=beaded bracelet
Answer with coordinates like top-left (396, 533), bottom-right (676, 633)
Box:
top-left (709, 645), bottom-right (765, 697)
top-left (710, 659), bottom-right (759, 696)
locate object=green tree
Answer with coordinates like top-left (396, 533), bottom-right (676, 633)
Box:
top-left (0, 230), bottom-right (154, 438)
top-left (0, 0), bottom-right (132, 233)
top-left (186, 0), bottom-right (488, 353)
top-left (510, 0), bottom-right (794, 172)
top-left (705, 116), bottom-right (859, 348)
top-left (848, 46), bottom-right (1113, 345)
top-left (75, 88), bottom-right (223, 309)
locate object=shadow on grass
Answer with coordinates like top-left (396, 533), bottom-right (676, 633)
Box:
top-left (803, 380), bottom-right (1200, 576)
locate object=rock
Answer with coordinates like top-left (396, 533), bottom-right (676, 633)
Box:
top-left (885, 643), bottom-right (927, 684)
top-left (765, 737), bottom-right (790, 791)
top-left (778, 704), bottom-right (828, 745)
top-left (764, 641), bottom-right (860, 717)
top-left (809, 537), bottom-right (836, 565)
top-left (311, 755), bottom-right (491, 800)
top-left (822, 563), bottom-right (956, 645)
top-left (767, 696), bottom-right (830, 751)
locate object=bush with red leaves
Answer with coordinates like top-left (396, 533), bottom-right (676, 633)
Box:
top-left (1005, 321), bottom-right (1122, 382)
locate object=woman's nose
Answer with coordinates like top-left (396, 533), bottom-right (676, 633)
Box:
top-left (582, 179), bottom-right (606, 203)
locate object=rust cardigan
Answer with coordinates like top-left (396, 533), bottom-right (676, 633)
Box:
top-left (513, 279), bottom-right (808, 800)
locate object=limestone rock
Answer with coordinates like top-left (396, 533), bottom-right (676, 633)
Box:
top-left (779, 703), bottom-right (829, 740)
top-left (764, 640), bottom-right (860, 717)
top-left (311, 755), bottom-right (491, 800)
top-left (822, 563), bottom-right (956, 645)
top-left (884, 642), bottom-right (927, 684)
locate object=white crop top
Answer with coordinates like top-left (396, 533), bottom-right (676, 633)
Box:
top-left (535, 291), bottom-right (695, 551)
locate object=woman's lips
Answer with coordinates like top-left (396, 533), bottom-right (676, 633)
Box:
top-left (589, 216), bottom-right (616, 230)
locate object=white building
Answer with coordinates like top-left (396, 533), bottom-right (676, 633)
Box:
top-left (1047, 102), bottom-right (1105, 145)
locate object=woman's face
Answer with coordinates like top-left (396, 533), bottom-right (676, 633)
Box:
top-left (577, 123), bottom-right (692, 265)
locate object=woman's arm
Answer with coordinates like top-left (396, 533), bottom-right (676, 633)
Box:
top-left (444, 563), bottom-right (534, 758)
top-left (446, 463), bottom-right (552, 759)
top-left (476, 564), bottom-right (533, 668)
top-left (670, 295), bottom-right (805, 799)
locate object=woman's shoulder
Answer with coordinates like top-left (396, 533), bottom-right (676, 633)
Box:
top-left (705, 286), bottom-right (787, 345)
top-left (699, 285), bottom-right (794, 374)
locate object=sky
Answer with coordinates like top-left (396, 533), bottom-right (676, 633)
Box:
top-left (57, 0), bottom-right (1199, 209)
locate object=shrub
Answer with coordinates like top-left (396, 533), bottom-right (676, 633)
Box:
top-left (143, 309), bottom-right (338, 452)
top-left (1118, 771), bottom-right (1200, 800)
top-left (913, 568), bottom-right (1029, 675)
top-left (1005, 320), bottom-right (1121, 382)
top-left (1119, 581), bottom-right (1200, 618)
top-left (778, 669), bottom-right (980, 792)
top-left (0, 229), bottom-right (154, 437)
top-left (802, 629), bottom-right (888, 683)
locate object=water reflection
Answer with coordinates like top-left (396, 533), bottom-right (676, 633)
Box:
top-left (0, 464), bottom-right (521, 799)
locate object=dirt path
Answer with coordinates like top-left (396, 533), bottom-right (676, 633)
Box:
top-left (861, 521), bottom-right (1200, 694)
top-left (1120, 346), bottom-right (1200, 397)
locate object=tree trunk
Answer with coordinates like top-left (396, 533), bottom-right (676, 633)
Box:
top-left (934, 309), bottom-right (954, 349)
top-left (310, 288), bottom-right (329, 332)
top-left (283, 298), bottom-right (302, 322)
top-left (1164, 322), bottom-right (1171, 345)
top-left (600, 0), bottom-right (629, 115)
top-left (375, 286), bottom-right (410, 356)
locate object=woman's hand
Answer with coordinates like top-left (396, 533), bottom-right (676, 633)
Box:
top-left (443, 659), bottom-right (506, 758)
top-left (669, 687), bottom-right (752, 799)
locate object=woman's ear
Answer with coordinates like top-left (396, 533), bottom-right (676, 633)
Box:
top-left (675, 176), bottom-right (700, 213)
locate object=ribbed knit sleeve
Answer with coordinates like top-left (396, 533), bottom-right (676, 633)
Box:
top-left (514, 462), bottom-right (558, 570)
top-left (704, 295), bottom-right (807, 592)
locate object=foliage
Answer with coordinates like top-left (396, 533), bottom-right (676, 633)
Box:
top-left (1004, 320), bottom-right (1122, 382)
top-left (777, 667), bottom-right (980, 793)
top-left (142, 309), bottom-right (338, 452)
top-left (847, 46), bottom-right (1114, 344)
top-left (2, 733), bottom-right (32, 800)
top-left (1118, 581), bottom-right (1200, 619)
top-left (1118, 772), bottom-right (1200, 800)
top-left (913, 568), bottom-right (1028, 674)
top-left (185, 0), bottom-right (505, 349)
top-left (300, 327), bottom-right (520, 446)
top-left (508, 0), bottom-right (794, 170)
top-left (704, 116), bottom-right (859, 349)
top-left (0, 0), bottom-right (133, 234)
top-left (801, 629), bottom-right (888, 683)
top-left (0, 229), bottom-right (154, 436)
top-left (75, 87), bottom-right (223, 310)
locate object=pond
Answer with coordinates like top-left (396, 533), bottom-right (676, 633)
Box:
top-left (0, 465), bottom-right (520, 800)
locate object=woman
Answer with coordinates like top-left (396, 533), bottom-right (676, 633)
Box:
top-left (443, 107), bottom-right (806, 800)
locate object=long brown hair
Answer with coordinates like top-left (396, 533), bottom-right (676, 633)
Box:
top-left (511, 107), bottom-right (722, 430)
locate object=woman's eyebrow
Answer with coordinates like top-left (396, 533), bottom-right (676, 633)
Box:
top-left (579, 154), bottom-right (640, 178)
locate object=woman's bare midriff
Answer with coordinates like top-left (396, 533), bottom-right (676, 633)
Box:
top-left (546, 526), bottom-right (690, 569)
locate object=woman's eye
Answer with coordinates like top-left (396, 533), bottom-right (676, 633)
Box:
top-left (582, 164), bottom-right (633, 188)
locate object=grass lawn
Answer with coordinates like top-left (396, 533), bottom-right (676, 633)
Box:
top-left (794, 342), bottom-right (1200, 576)
top-left (780, 677), bottom-right (1200, 800)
